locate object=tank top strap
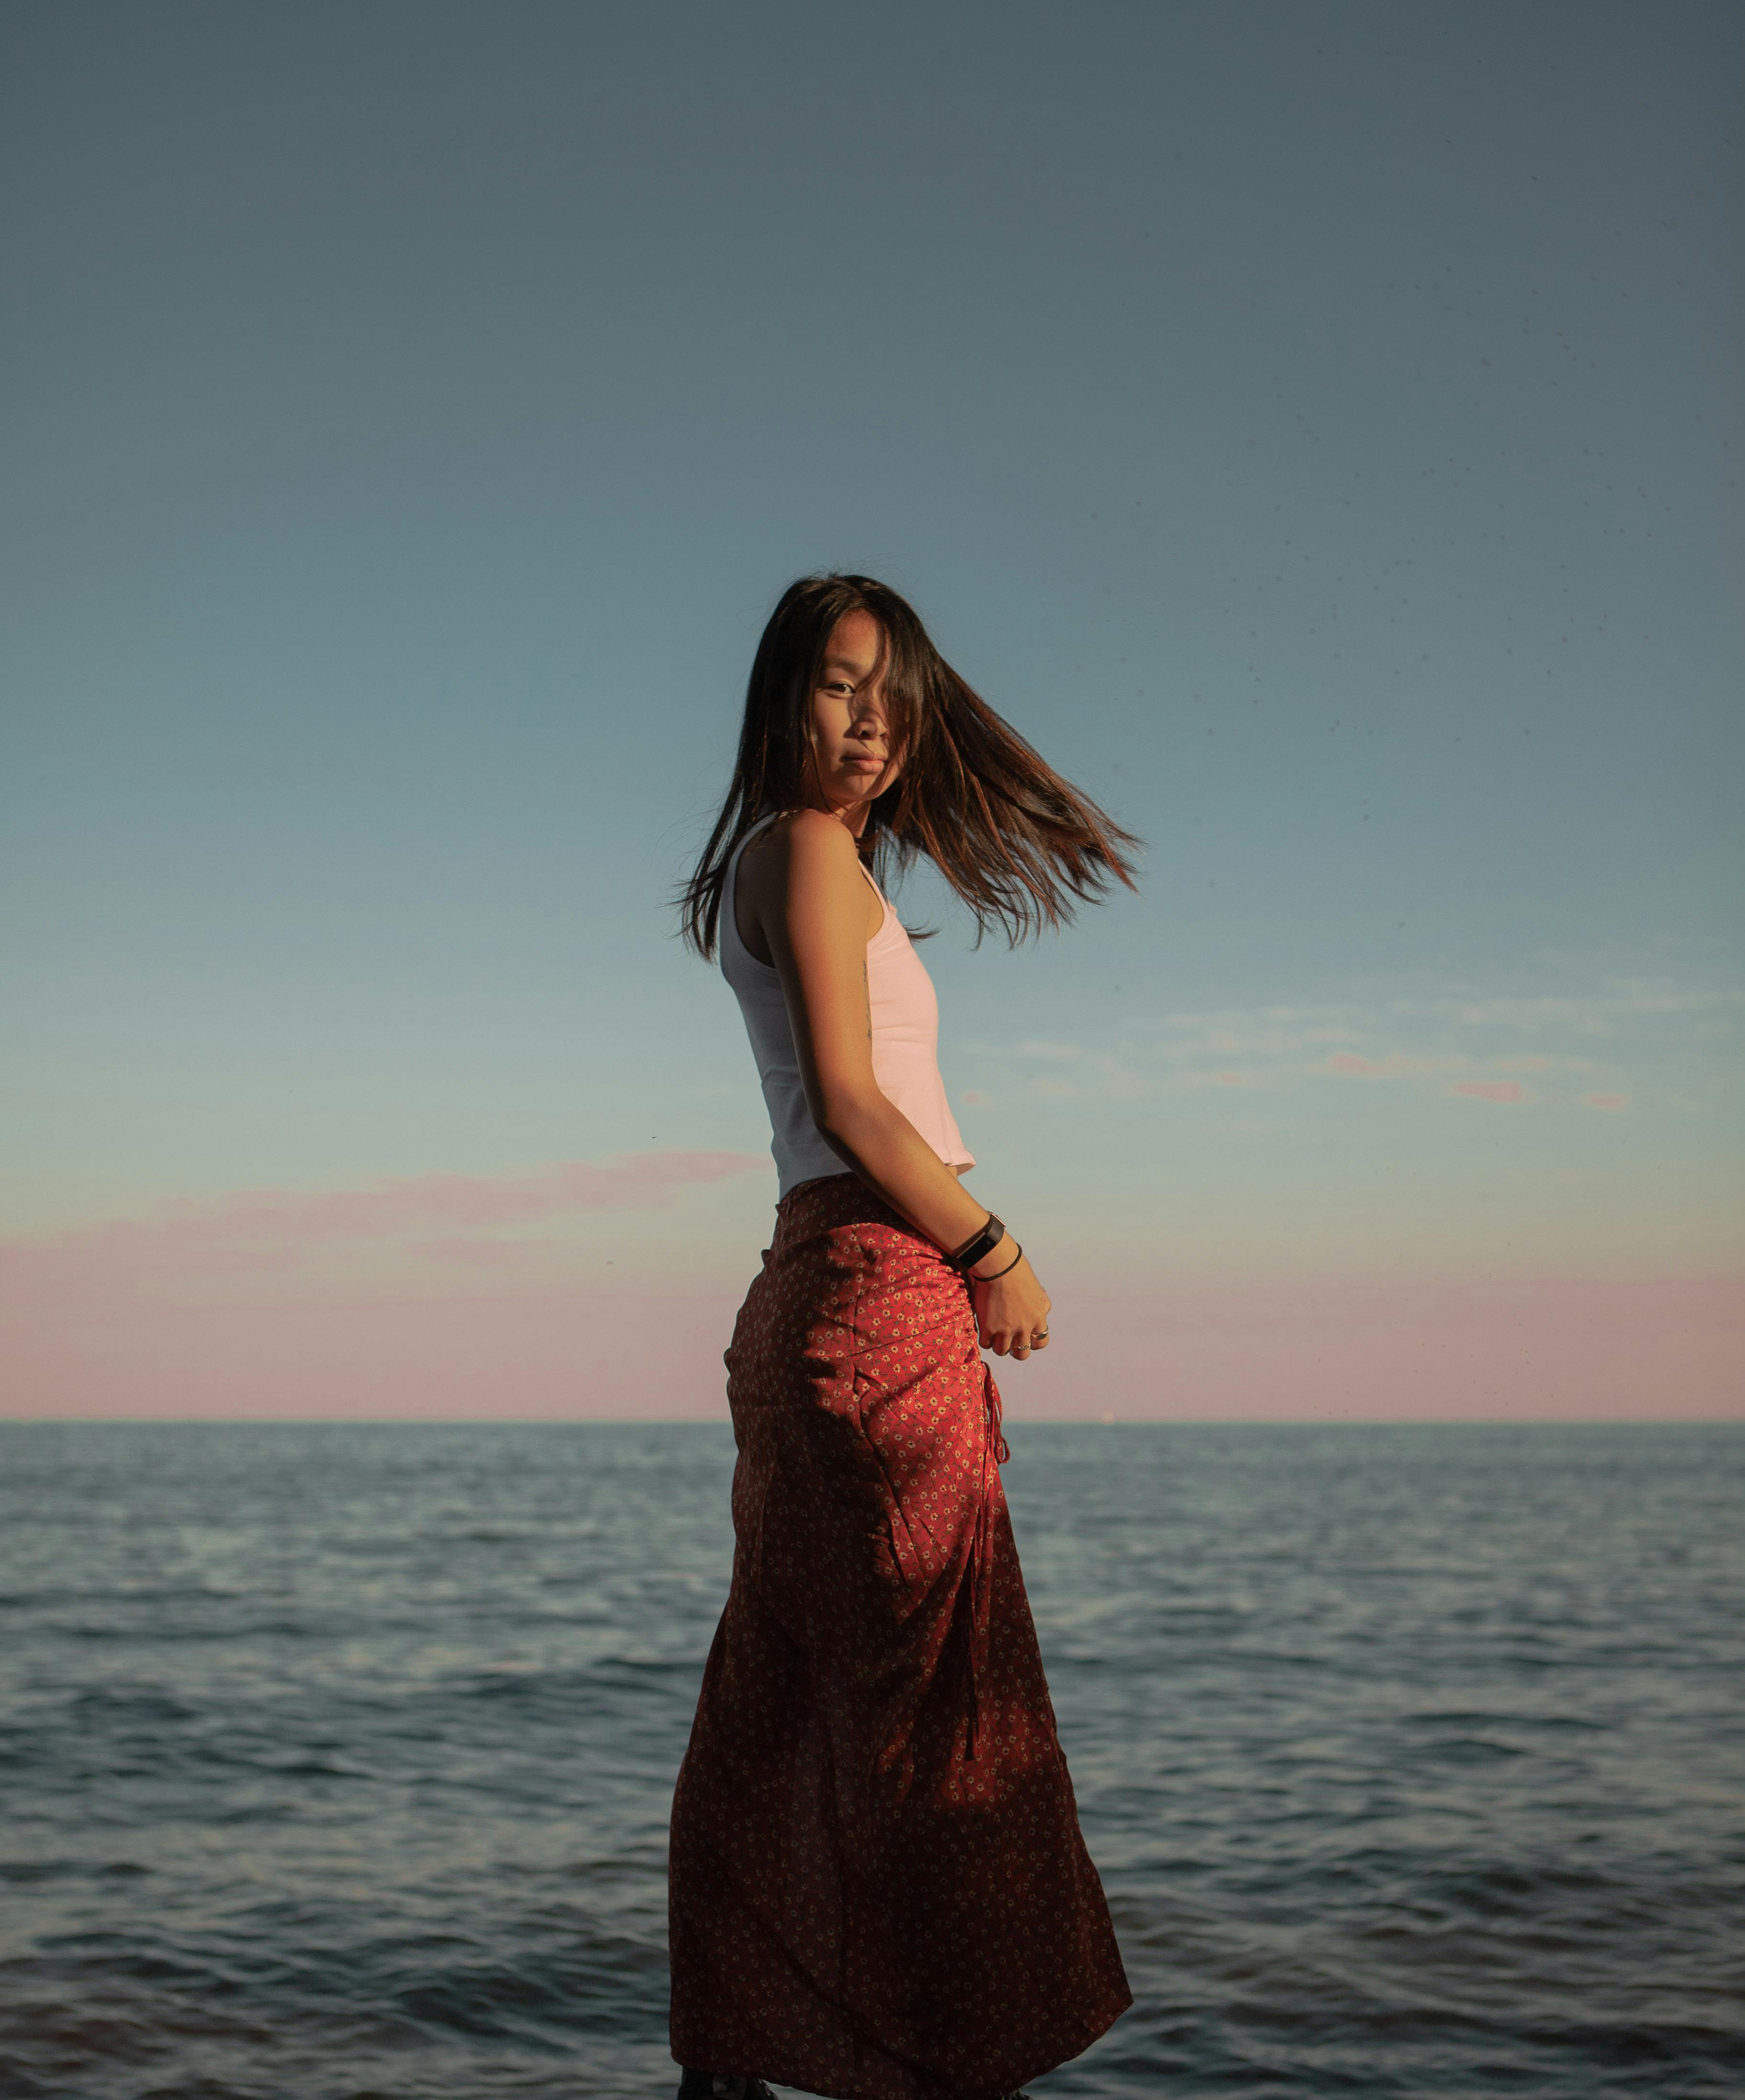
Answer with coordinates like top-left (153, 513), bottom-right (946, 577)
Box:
top-left (857, 855), bottom-right (891, 921)
top-left (729, 809), bottom-right (781, 871)
top-left (722, 813), bottom-right (778, 965)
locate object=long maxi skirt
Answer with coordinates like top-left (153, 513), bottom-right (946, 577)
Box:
top-left (668, 1173), bottom-right (1131, 2100)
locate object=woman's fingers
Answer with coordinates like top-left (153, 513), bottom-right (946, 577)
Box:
top-left (974, 1269), bottom-right (1052, 1358)
top-left (981, 1325), bottom-right (1048, 1358)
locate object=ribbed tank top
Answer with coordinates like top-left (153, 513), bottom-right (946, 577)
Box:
top-left (721, 814), bottom-right (975, 1199)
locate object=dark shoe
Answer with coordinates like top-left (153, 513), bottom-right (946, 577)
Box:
top-left (675, 2075), bottom-right (779, 2100)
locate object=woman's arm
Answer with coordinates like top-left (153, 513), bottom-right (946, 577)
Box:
top-left (757, 809), bottom-right (1051, 1356)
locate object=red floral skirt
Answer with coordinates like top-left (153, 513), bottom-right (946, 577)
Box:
top-left (668, 1173), bottom-right (1131, 2100)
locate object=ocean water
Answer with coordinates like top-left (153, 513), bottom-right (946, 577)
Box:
top-left (1, 1420), bottom-right (1741, 2100)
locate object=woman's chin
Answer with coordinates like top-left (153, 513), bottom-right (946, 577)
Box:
top-left (828, 778), bottom-right (885, 816)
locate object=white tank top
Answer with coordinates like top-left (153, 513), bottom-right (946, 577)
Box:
top-left (721, 814), bottom-right (976, 1199)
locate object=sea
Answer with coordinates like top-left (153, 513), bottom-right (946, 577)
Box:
top-left (1, 1421), bottom-right (1741, 2100)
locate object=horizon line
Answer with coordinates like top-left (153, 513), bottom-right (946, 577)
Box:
top-left (4, 1415), bottom-right (1739, 1429)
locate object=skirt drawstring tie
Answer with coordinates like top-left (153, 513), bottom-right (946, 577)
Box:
top-left (965, 1362), bottom-right (1009, 1761)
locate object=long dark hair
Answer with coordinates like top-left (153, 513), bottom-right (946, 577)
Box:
top-left (679, 573), bottom-right (1142, 958)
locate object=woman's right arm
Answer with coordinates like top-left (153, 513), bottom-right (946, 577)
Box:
top-left (759, 810), bottom-right (1051, 1356)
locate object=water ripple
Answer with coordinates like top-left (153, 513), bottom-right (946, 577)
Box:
top-left (1, 1420), bottom-right (1741, 2098)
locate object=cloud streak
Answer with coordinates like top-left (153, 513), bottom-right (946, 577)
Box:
top-left (968, 972), bottom-right (1738, 1108)
top-left (1389, 981), bottom-right (1745, 1036)
top-left (1, 1151), bottom-right (769, 1312)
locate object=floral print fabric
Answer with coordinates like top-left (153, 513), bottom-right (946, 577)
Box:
top-left (669, 1173), bottom-right (1130, 2100)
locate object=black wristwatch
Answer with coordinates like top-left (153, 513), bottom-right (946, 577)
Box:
top-left (946, 1212), bottom-right (1005, 1273)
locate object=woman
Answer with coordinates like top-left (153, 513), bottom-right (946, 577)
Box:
top-left (669, 575), bottom-right (1138, 2100)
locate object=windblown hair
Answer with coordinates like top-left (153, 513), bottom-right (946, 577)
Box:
top-left (680, 574), bottom-right (1142, 958)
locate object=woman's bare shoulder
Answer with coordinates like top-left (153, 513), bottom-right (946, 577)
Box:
top-left (745, 808), bottom-right (859, 880)
top-left (787, 807), bottom-right (861, 858)
top-left (738, 809), bottom-right (861, 926)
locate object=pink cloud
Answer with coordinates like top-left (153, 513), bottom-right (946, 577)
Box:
top-left (0, 1150), bottom-right (769, 1312)
top-left (1213, 1071), bottom-right (1252, 1088)
top-left (1451, 1081), bottom-right (1526, 1104)
top-left (1322, 1051), bottom-right (1477, 1081)
top-left (1583, 1092), bottom-right (1629, 1112)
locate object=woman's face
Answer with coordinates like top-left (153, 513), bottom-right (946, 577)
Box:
top-left (805, 609), bottom-right (901, 830)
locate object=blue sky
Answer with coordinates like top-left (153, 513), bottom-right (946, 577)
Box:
top-left (2, 1), bottom-right (1739, 1414)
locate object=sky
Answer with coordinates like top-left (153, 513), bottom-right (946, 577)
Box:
top-left (2, 0), bottom-right (1741, 1419)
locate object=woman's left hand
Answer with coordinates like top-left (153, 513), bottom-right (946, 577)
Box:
top-left (972, 1243), bottom-right (1051, 1361)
